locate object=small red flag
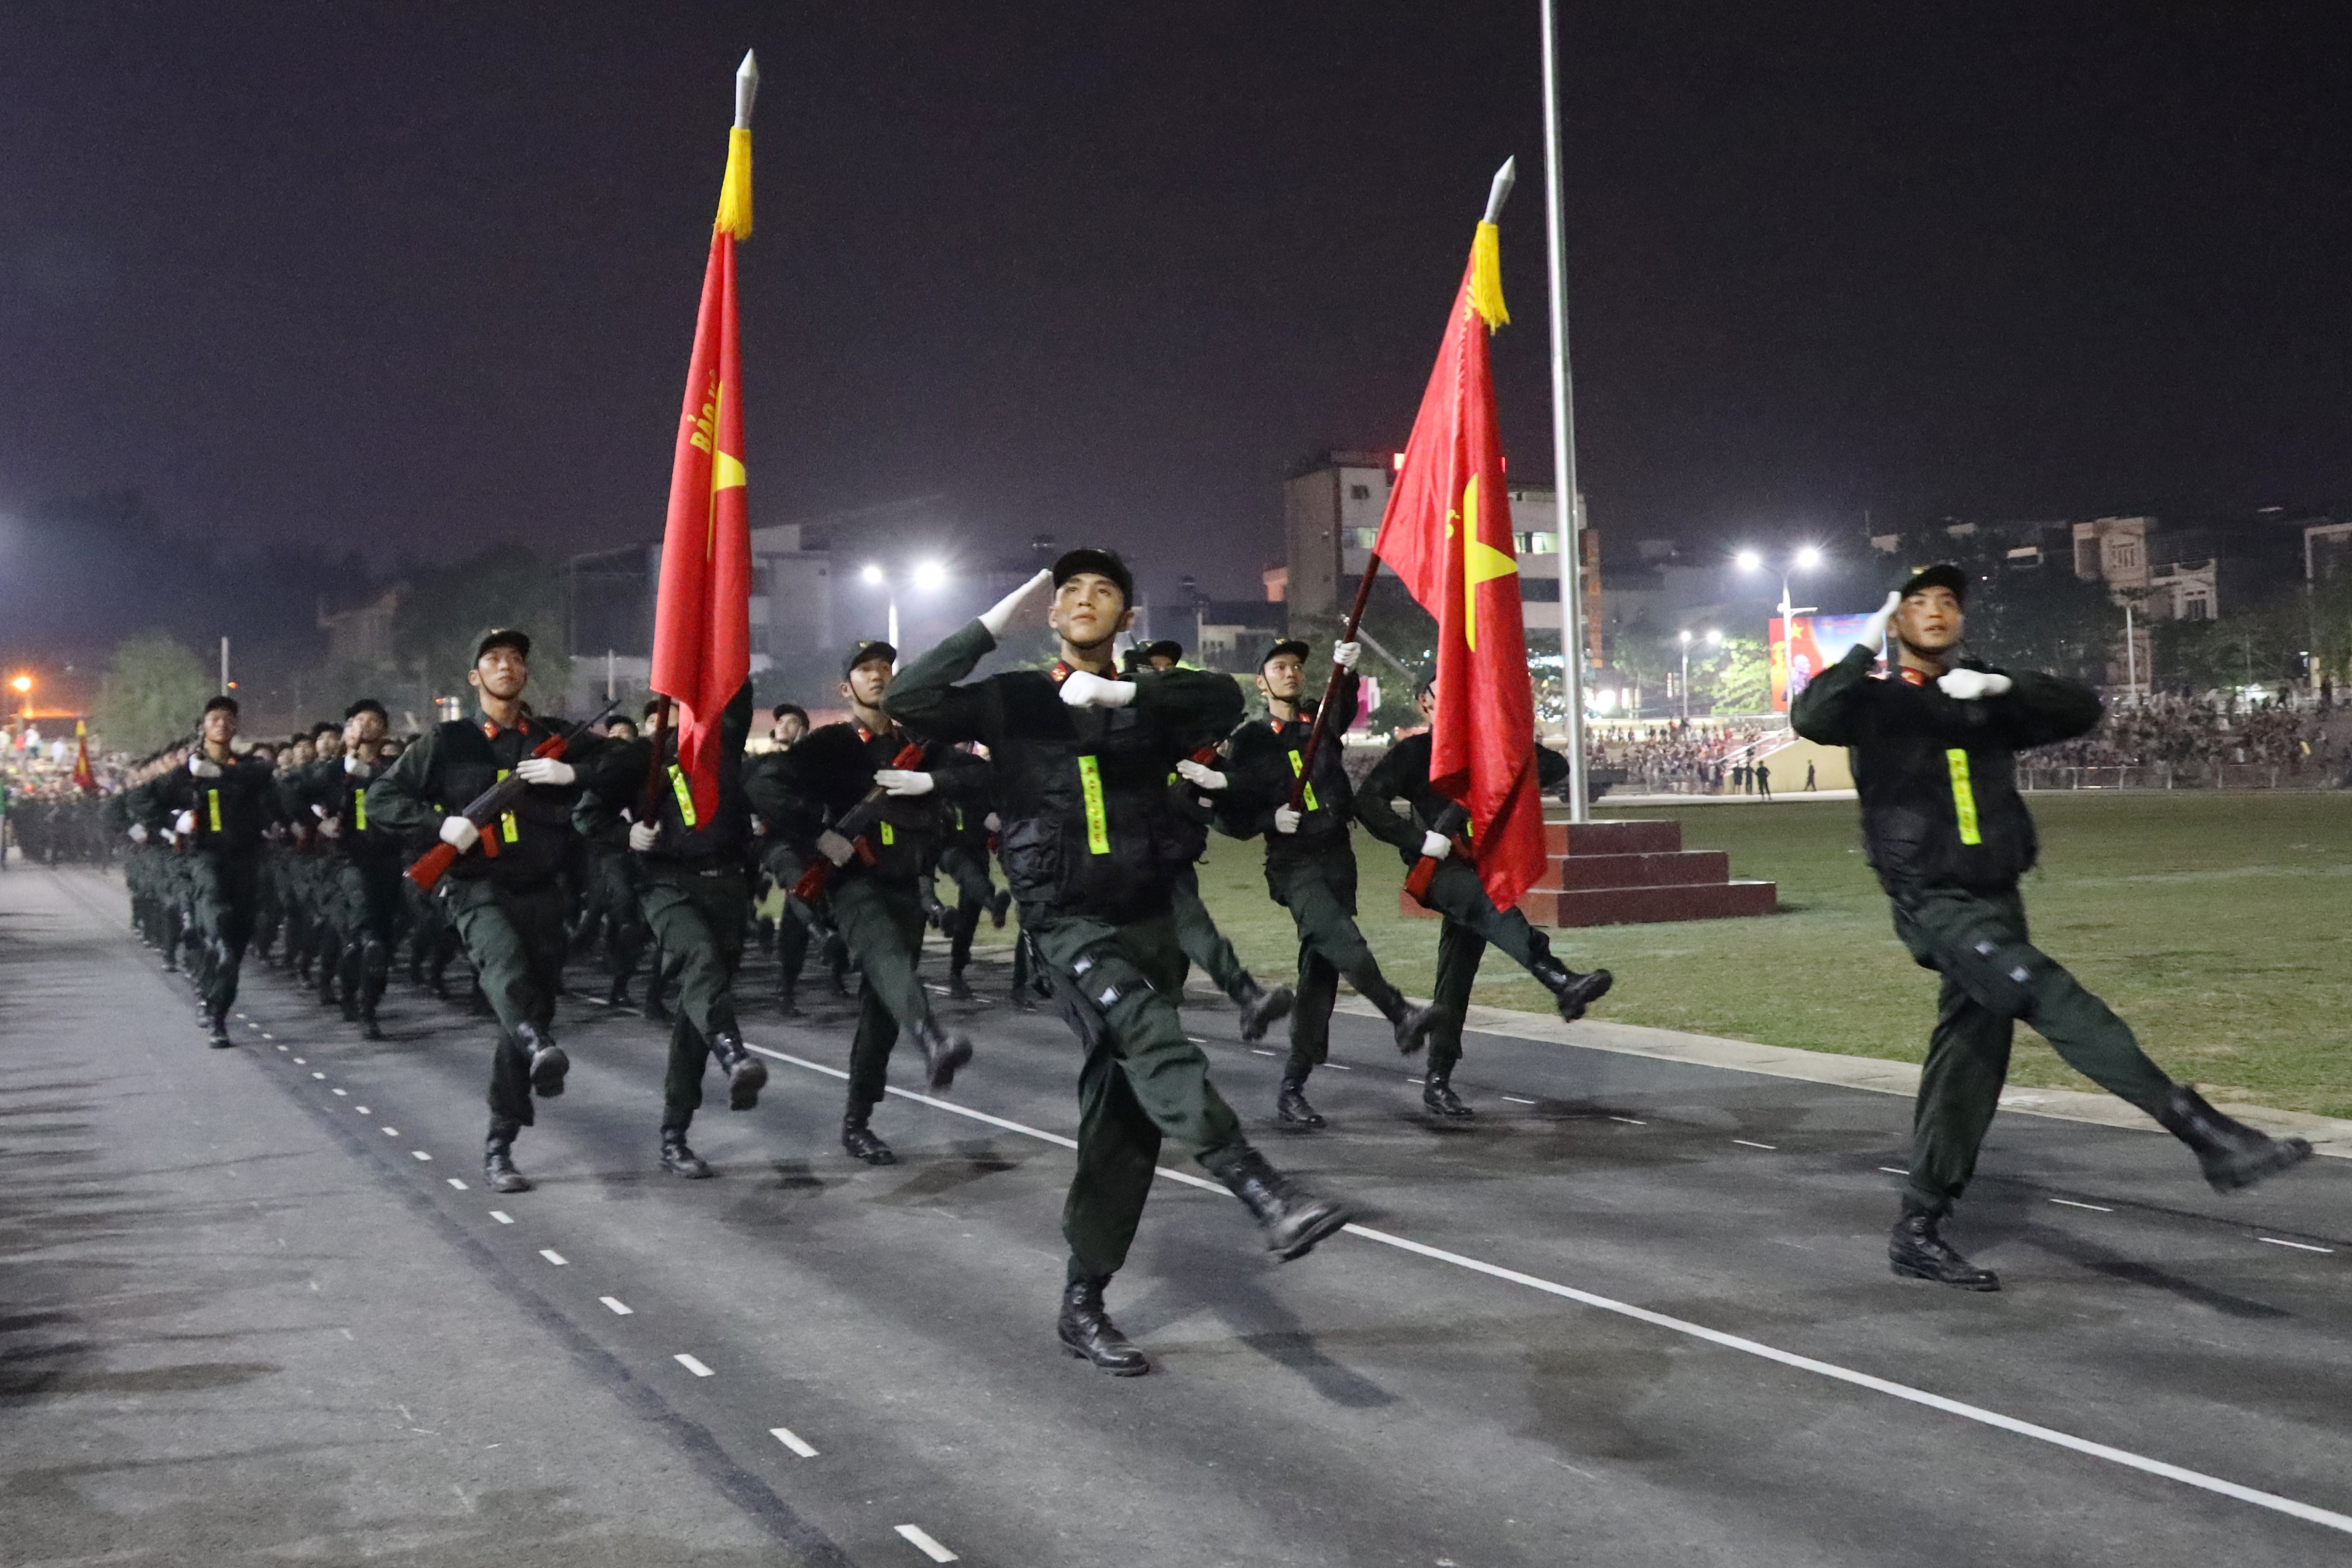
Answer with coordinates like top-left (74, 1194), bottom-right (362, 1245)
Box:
top-left (1371, 220), bottom-right (1547, 911)
top-left (650, 89), bottom-right (756, 824)
top-left (72, 720), bottom-right (96, 794)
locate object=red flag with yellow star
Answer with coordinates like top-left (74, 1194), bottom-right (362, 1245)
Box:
top-left (1371, 217), bottom-right (1547, 910)
top-left (651, 57), bottom-right (758, 825)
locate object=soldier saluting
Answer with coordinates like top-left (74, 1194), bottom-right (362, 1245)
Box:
top-left (365, 629), bottom-right (592, 1195)
top-left (887, 550), bottom-right (1353, 1377)
top-left (1792, 565), bottom-right (2310, 1291)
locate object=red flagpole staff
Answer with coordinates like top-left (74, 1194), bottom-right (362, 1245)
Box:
top-left (649, 51), bottom-right (760, 827)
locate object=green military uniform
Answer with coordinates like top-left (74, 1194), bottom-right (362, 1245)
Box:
top-left (1354, 731), bottom-right (1609, 1111)
top-left (932, 773), bottom-right (1009, 1000)
top-left (366, 703), bottom-right (592, 1180)
top-left (127, 748), bottom-right (284, 1040)
top-left (743, 742), bottom-right (828, 1013)
top-left (748, 689), bottom-right (984, 1163)
top-left (1793, 618), bottom-right (2309, 1288)
top-left (1222, 668), bottom-right (1437, 1126)
top-left (886, 606), bottom-right (1351, 1343)
top-left (285, 751), bottom-right (406, 1036)
top-left (577, 684), bottom-right (767, 1174)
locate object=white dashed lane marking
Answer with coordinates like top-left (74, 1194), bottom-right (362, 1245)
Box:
top-left (1502, 1095), bottom-right (1536, 1105)
top-left (331, 1088), bottom-right (347, 1097)
top-left (538, 1250), bottom-right (567, 1266)
top-left (674, 1354), bottom-right (714, 1378)
top-left (1732, 1139), bottom-right (1776, 1150)
top-left (2259, 1237), bottom-right (2334, 1254)
top-left (1610, 1115), bottom-right (1646, 1125)
top-left (895, 1523), bottom-right (958, 1562)
top-left (382, 1127), bottom-right (399, 1137)
top-left (446, 1178), bottom-right (468, 1190)
top-left (1249, 1048), bottom-right (1276, 1056)
top-left (311, 1071), bottom-right (326, 1080)
top-left (600, 1297), bottom-right (633, 1315)
top-left (411, 1151), bottom-right (432, 1162)
top-left (2049, 1198), bottom-right (2112, 1213)
top-left (770, 1426), bottom-right (817, 1458)
top-left (355, 1107), bottom-right (370, 1114)
top-left (490, 1211), bottom-right (514, 1225)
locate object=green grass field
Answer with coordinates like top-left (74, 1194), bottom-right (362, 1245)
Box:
top-left (1180, 792), bottom-right (2352, 1119)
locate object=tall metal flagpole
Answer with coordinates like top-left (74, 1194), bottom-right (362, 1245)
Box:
top-left (1539, 0), bottom-right (1589, 824)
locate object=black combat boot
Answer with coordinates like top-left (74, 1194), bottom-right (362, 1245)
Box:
top-left (1057, 1275), bottom-right (1149, 1375)
top-left (708, 1031), bottom-right (768, 1111)
top-left (1275, 1073), bottom-right (1325, 1131)
top-left (1214, 1147), bottom-right (1354, 1260)
top-left (988, 887), bottom-right (1012, 928)
top-left (921, 890), bottom-right (949, 930)
top-left (484, 1122), bottom-right (532, 1193)
top-left (660, 1126), bottom-right (712, 1179)
top-left (206, 1008), bottom-right (234, 1048)
top-left (1531, 958), bottom-right (1614, 1023)
top-left (1889, 1204), bottom-right (1999, 1291)
top-left (909, 1018), bottom-right (973, 1092)
top-left (1423, 1071), bottom-right (1474, 1117)
top-left (604, 969), bottom-right (633, 1010)
top-left (1372, 989), bottom-right (1444, 1056)
top-left (514, 1021), bottom-right (569, 1099)
top-left (776, 973), bottom-right (802, 1019)
top-left (842, 1105), bottom-right (896, 1165)
top-left (946, 967), bottom-right (977, 1002)
top-left (2154, 1086), bottom-right (2314, 1194)
top-left (1236, 981), bottom-right (1295, 1044)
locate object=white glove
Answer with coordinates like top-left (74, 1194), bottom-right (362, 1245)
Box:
top-left (174, 809), bottom-right (197, 836)
top-left (128, 823), bottom-right (148, 844)
top-left (1860, 591), bottom-right (1902, 653)
top-left (1273, 805), bottom-right (1302, 835)
top-left (628, 821), bottom-right (660, 852)
top-left (1332, 641), bottom-right (1362, 672)
top-left (980, 567), bottom-right (1053, 637)
top-left (344, 755), bottom-right (371, 776)
top-left (875, 769), bottom-right (935, 796)
top-left (817, 829), bottom-right (856, 866)
top-left (982, 812), bottom-right (1001, 833)
top-left (316, 815), bottom-right (341, 840)
top-left (1175, 759), bottom-right (1227, 791)
top-left (188, 755), bottom-right (222, 779)
top-left (1059, 670), bottom-right (1135, 709)
top-left (438, 815), bottom-right (480, 852)
top-left (1419, 830), bottom-right (1453, 860)
top-left (1938, 669), bottom-right (2013, 702)
top-left (514, 756), bottom-right (575, 786)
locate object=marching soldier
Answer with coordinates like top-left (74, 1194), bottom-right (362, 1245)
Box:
top-left (577, 683), bottom-right (768, 1177)
top-left (1354, 677), bottom-right (1613, 1115)
top-left (887, 551), bottom-right (1353, 1377)
top-left (1209, 639), bottom-right (1440, 1131)
top-left (287, 700), bottom-right (404, 1039)
top-left (748, 641), bottom-right (984, 1166)
top-left (125, 697), bottom-right (283, 1045)
top-left (744, 702), bottom-right (825, 1016)
top-left (931, 746), bottom-right (1010, 1001)
top-left (365, 629), bottom-right (594, 1195)
top-left (576, 711), bottom-right (653, 1010)
top-left (1792, 566), bottom-right (2311, 1291)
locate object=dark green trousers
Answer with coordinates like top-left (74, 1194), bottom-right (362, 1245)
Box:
top-left (188, 852), bottom-right (260, 1013)
top-left (1266, 853), bottom-right (1402, 1078)
top-left (1172, 863), bottom-right (1256, 1004)
top-left (760, 844), bottom-right (811, 992)
top-left (1423, 858), bottom-right (1554, 1076)
top-left (638, 863), bottom-right (749, 1130)
top-left (830, 874), bottom-right (936, 1109)
top-left (1894, 885), bottom-right (2178, 1216)
top-left (1030, 910), bottom-right (1250, 1283)
top-left (444, 878), bottom-right (570, 1128)
top-left (328, 858), bottom-right (404, 1008)
top-left (937, 845), bottom-right (995, 973)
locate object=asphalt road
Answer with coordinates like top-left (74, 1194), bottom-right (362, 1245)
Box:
top-left (5, 863), bottom-right (2350, 1567)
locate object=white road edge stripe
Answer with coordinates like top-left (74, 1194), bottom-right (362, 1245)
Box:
top-left (2049, 1198), bottom-right (2113, 1212)
top-left (675, 1354), bottom-right (714, 1377)
top-left (1731, 1138), bottom-right (1775, 1150)
top-left (2259, 1237), bottom-right (2334, 1254)
top-left (894, 1522), bottom-right (958, 1562)
top-left (770, 1425), bottom-right (818, 1458)
top-left (1501, 1096), bottom-right (1536, 1105)
top-left (744, 1039), bottom-right (2352, 1538)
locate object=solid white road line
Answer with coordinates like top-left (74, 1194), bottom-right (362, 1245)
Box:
top-left (740, 1037), bottom-right (2352, 1538)
top-left (1878, 1166), bottom-right (1907, 1175)
top-left (894, 1523), bottom-right (958, 1562)
top-left (490, 1211), bottom-right (514, 1225)
top-left (600, 1297), bottom-right (634, 1315)
top-left (1732, 1139), bottom-right (1776, 1150)
top-left (539, 1250), bottom-right (567, 1266)
top-left (770, 1426), bottom-right (818, 1458)
top-left (447, 1178), bottom-right (467, 1190)
top-left (411, 1151), bottom-right (432, 1162)
top-left (2259, 1237), bottom-right (2334, 1254)
top-left (674, 1354), bottom-right (714, 1377)
top-left (2049, 1198), bottom-right (2113, 1213)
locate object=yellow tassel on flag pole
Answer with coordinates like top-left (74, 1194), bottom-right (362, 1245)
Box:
top-left (714, 51), bottom-right (758, 239)
top-left (1468, 220), bottom-right (1509, 331)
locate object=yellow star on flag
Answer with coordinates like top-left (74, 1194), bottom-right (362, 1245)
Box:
top-left (1458, 474), bottom-right (1517, 650)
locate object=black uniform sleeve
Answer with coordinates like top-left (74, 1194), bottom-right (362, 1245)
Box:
top-left (1129, 665), bottom-right (1246, 739)
top-left (883, 620), bottom-right (996, 744)
top-left (1790, 643), bottom-right (1880, 746)
top-left (1535, 744), bottom-right (1570, 790)
top-left (1352, 738), bottom-right (1428, 858)
top-left (363, 728), bottom-right (446, 838)
top-left (573, 736), bottom-right (652, 839)
top-left (1986, 669), bottom-right (2103, 751)
top-left (1217, 725), bottom-right (1287, 842)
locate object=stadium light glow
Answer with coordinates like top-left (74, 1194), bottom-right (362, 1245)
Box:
top-left (8, 675), bottom-right (29, 693)
top-left (859, 563), bottom-right (885, 586)
top-left (912, 561), bottom-right (948, 592)
top-left (1734, 549), bottom-right (1763, 572)
top-left (1795, 545), bottom-right (1824, 569)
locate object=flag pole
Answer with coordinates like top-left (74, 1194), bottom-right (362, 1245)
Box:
top-left (1539, 0), bottom-right (1590, 824)
top-left (1291, 158), bottom-right (1518, 810)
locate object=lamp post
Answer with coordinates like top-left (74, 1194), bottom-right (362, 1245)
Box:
top-left (1736, 545), bottom-right (1824, 626)
top-left (859, 561), bottom-right (949, 655)
top-left (1678, 630), bottom-right (1721, 721)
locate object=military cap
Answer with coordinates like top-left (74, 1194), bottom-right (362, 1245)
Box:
top-left (475, 627), bottom-right (531, 661)
top-left (1050, 547), bottom-right (1134, 606)
top-left (1897, 563), bottom-right (1970, 605)
top-left (842, 640), bottom-right (897, 679)
top-left (1258, 638), bottom-right (1311, 670)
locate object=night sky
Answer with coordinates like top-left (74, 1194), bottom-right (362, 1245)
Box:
top-left (4, 1), bottom-right (2350, 615)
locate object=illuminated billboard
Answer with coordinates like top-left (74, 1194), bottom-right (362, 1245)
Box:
top-left (1768, 613), bottom-right (1881, 712)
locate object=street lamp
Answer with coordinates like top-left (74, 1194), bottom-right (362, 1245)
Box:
top-left (1736, 547), bottom-right (1825, 624)
top-left (858, 561), bottom-right (949, 652)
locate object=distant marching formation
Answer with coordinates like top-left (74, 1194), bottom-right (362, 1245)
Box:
top-left (105, 554), bottom-right (2315, 1374)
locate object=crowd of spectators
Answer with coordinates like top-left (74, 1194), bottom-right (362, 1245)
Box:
top-left (1588, 720), bottom-right (1784, 792)
top-left (2031, 693), bottom-right (2340, 777)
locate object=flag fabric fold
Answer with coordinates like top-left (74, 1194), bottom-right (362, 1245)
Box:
top-left (1370, 219), bottom-right (1548, 911)
top-left (649, 119), bottom-right (755, 824)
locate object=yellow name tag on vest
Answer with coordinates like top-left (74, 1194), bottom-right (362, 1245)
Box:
top-left (353, 791), bottom-right (366, 831)
top-left (880, 822), bottom-right (895, 846)
top-left (1287, 749), bottom-right (1319, 812)
top-left (667, 765), bottom-right (698, 829)
top-left (1077, 755), bottom-right (1111, 855)
top-left (207, 789), bottom-right (221, 831)
top-left (495, 769), bottom-right (519, 843)
top-left (1946, 749), bottom-right (1981, 846)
